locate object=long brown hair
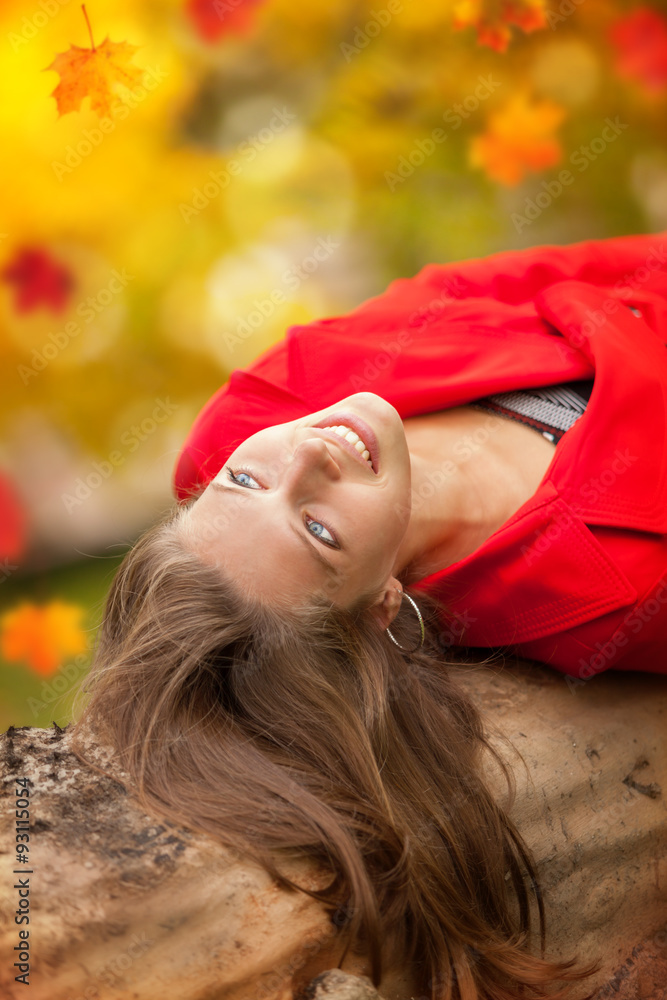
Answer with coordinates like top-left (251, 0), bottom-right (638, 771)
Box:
top-left (71, 498), bottom-right (600, 1000)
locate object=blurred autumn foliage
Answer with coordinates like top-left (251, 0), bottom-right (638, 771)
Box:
top-left (0, 598), bottom-right (87, 677)
top-left (0, 0), bottom-right (665, 717)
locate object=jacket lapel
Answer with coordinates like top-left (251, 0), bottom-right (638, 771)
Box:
top-left (411, 480), bottom-right (639, 646)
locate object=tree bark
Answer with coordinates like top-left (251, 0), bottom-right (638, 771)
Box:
top-left (1, 659), bottom-right (666, 1000)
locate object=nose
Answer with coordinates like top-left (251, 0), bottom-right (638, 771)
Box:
top-left (284, 436), bottom-right (341, 490)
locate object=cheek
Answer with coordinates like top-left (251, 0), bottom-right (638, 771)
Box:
top-left (356, 495), bottom-right (407, 550)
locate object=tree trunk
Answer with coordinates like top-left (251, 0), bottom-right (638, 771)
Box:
top-left (1, 659), bottom-right (666, 1000)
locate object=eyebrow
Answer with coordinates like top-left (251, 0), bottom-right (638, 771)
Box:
top-left (207, 480), bottom-right (339, 575)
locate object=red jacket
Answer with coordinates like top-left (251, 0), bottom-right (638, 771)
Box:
top-left (174, 233), bottom-right (667, 682)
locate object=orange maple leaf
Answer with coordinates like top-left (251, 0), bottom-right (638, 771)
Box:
top-left (0, 600), bottom-right (87, 678)
top-left (453, 0), bottom-right (547, 51)
top-left (45, 7), bottom-right (144, 118)
top-left (469, 92), bottom-right (566, 185)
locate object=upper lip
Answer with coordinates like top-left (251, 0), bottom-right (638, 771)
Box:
top-left (311, 427), bottom-right (374, 475)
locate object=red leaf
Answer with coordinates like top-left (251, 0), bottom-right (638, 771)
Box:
top-left (0, 472), bottom-right (27, 564)
top-left (609, 6), bottom-right (667, 94)
top-left (1, 247), bottom-right (75, 315)
top-left (452, 0), bottom-right (547, 52)
top-left (186, 0), bottom-right (265, 43)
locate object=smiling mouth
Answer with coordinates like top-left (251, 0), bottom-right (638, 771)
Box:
top-left (311, 412), bottom-right (379, 474)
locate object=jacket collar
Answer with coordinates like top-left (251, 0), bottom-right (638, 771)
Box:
top-left (533, 280), bottom-right (667, 534)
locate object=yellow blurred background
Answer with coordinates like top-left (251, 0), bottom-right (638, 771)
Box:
top-left (1, 0), bottom-right (665, 728)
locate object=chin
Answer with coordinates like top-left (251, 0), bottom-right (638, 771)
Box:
top-left (348, 391), bottom-right (385, 406)
top-left (348, 392), bottom-right (399, 420)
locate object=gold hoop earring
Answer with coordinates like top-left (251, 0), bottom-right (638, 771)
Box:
top-left (385, 588), bottom-right (425, 653)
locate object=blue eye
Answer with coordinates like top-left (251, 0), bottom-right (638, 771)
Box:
top-left (224, 466), bottom-right (340, 549)
top-left (305, 517), bottom-right (337, 547)
top-left (226, 467), bottom-right (261, 489)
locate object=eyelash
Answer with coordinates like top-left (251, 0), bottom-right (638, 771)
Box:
top-left (224, 466), bottom-right (340, 549)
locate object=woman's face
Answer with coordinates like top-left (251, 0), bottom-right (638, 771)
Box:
top-left (180, 392), bottom-right (412, 616)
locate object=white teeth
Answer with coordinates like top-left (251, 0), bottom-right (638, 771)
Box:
top-left (330, 425), bottom-right (373, 466)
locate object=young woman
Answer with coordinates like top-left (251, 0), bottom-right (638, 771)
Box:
top-left (73, 232), bottom-right (667, 999)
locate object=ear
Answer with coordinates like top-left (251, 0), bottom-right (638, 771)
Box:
top-left (367, 577), bottom-right (404, 632)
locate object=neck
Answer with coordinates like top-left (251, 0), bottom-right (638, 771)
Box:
top-left (392, 413), bottom-right (523, 583)
top-left (393, 454), bottom-right (482, 583)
